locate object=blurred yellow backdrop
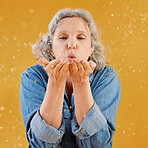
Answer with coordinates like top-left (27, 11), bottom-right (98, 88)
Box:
top-left (0, 0), bottom-right (148, 147)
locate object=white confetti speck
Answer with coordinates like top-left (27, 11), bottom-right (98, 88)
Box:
top-left (0, 107), bottom-right (4, 111)
top-left (6, 38), bottom-right (9, 42)
top-left (130, 9), bottom-right (133, 13)
top-left (12, 126), bottom-right (16, 130)
top-left (13, 37), bottom-right (17, 40)
top-left (9, 110), bottom-right (12, 114)
top-left (24, 42), bottom-right (27, 46)
top-left (10, 67), bottom-right (14, 72)
top-left (139, 69), bottom-right (141, 72)
top-left (129, 103), bottom-right (132, 107)
top-left (17, 49), bottom-right (20, 52)
top-left (30, 9), bottom-right (35, 14)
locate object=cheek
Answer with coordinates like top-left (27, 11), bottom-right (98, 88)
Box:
top-left (78, 47), bottom-right (91, 60)
top-left (52, 43), bottom-right (66, 59)
top-left (81, 43), bottom-right (92, 53)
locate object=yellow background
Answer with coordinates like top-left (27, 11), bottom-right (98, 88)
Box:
top-left (0, 0), bottom-right (148, 147)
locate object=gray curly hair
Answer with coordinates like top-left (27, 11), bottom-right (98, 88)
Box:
top-left (31, 8), bottom-right (107, 70)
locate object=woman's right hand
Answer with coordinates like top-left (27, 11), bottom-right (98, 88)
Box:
top-left (39, 57), bottom-right (70, 82)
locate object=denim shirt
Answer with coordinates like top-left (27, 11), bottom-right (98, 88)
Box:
top-left (20, 64), bottom-right (121, 148)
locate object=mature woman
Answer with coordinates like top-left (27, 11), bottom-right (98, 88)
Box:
top-left (20, 8), bottom-right (121, 148)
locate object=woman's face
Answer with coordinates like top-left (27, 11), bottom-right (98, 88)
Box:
top-left (51, 17), bottom-right (92, 62)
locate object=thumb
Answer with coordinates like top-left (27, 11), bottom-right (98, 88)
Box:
top-left (89, 60), bottom-right (96, 70)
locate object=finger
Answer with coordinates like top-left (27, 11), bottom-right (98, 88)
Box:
top-left (80, 60), bottom-right (92, 73)
top-left (60, 63), bottom-right (69, 76)
top-left (39, 57), bottom-right (49, 66)
top-left (53, 61), bottom-right (67, 76)
top-left (71, 62), bottom-right (78, 75)
top-left (44, 60), bottom-right (60, 72)
top-left (80, 60), bottom-right (87, 71)
top-left (75, 61), bottom-right (84, 74)
top-left (49, 59), bottom-right (60, 69)
top-left (69, 63), bottom-right (73, 75)
top-left (89, 60), bottom-right (96, 70)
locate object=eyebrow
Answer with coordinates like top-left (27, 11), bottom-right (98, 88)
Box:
top-left (58, 30), bottom-right (87, 34)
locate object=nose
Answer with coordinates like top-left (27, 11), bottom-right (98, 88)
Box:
top-left (68, 46), bottom-right (76, 49)
top-left (67, 39), bottom-right (77, 49)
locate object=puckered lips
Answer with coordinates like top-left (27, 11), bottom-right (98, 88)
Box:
top-left (67, 53), bottom-right (76, 62)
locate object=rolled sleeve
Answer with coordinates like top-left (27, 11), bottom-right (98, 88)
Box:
top-left (31, 110), bottom-right (66, 143)
top-left (71, 102), bottom-right (107, 139)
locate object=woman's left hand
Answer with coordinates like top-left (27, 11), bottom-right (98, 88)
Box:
top-left (69, 59), bottom-right (96, 84)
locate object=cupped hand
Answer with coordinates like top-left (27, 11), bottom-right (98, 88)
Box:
top-left (69, 59), bottom-right (96, 84)
top-left (39, 57), bottom-right (70, 82)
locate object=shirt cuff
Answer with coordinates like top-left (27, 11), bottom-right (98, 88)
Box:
top-left (71, 102), bottom-right (107, 139)
top-left (30, 110), bottom-right (65, 143)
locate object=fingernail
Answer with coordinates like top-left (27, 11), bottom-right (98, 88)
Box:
top-left (91, 61), bottom-right (96, 67)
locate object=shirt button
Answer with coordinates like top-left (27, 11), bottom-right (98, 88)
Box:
top-left (69, 106), bottom-right (72, 109)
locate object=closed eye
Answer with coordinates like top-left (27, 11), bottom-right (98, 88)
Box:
top-left (78, 37), bottom-right (85, 40)
top-left (59, 37), bottom-right (85, 40)
top-left (59, 37), bottom-right (67, 39)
